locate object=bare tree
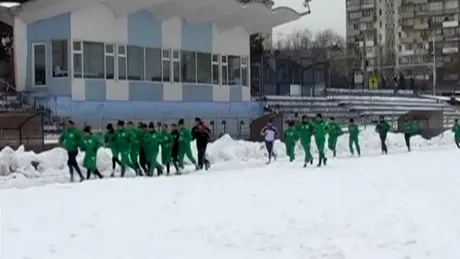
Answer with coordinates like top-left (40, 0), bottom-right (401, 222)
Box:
top-left (273, 28), bottom-right (349, 87)
top-left (274, 28), bottom-right (345, 59)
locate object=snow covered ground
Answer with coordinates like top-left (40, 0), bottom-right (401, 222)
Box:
top-left (3, 146), bottom-right (460, 258)
top-left (2, 129), bottom-right (460, 258)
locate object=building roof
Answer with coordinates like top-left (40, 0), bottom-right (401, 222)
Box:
top-left (12, 0), bottom-right (310, 33)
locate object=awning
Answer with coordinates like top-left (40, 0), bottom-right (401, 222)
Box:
top-left (15, 0), bottom-right (309, 33)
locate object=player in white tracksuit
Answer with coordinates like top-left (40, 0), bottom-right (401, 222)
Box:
top-left (261, 120), bottom-right (278, 164)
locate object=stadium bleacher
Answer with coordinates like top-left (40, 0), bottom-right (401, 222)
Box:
top-left (263, 88), bottom-right (460, 129)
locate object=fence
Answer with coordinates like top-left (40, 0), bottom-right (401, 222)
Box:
top-left (0, 112), bottom-right (45, 152)
top-left (51, 116), bottom-right (255, 140)
top-left (251, 55), bottom-right (330, 97)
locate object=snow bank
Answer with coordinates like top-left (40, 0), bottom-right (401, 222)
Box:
top-left (0, 129), bottom-right (456, 188)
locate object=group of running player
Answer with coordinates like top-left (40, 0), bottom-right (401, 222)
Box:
top-left (263, 113), bottom-right (460, 167)
top-left (262, 113), bottom-right (358, 167)
top-left (59, 113), bottom-right (460, 181)
top-left (59, 117), bottom-right (211, 182)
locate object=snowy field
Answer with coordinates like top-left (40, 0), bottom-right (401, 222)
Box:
top-left (1, 129), bottom-right (460, 258)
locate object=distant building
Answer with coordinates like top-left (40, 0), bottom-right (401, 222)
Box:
top-left (345, 0), bottom-right (396, 71)
top-left (346, 0), bottom-right (460, 93)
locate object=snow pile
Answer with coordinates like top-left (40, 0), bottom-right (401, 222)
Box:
top-left (206, 128), bottom-right (455, 163)
top-left (0, 128), bottom-right (456, 188)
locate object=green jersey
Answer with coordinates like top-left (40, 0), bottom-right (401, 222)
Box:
top-left (313, 121), bottom-right (328, 139)
top-left (348, 123), bottom-right (359, 138)
top-left (452, 123), bottom-right (460, 139)
top-left (159, 131), bottom-right (174, 149)
top-left (179, 127), bottom-right (193, 144)
top-left (404, 122), bottom-right (418, 135)
top-left (327, 122), bottom-right (343, 137)
top-left (144, 131), bottom-right (161, 154)
top-left (59, 128), bottom-right (83, 152)
top-left (283, 127), bottom-right (298, 145)
top-left (296, 122), bottom-right (313, 144)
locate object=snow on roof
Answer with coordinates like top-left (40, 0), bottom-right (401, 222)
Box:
top-left (15, 0), bottom-right (310, 33)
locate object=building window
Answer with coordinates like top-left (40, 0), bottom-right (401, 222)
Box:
top-left (73, 41), bottom-right (83, 78)
top-left (117, 45), bottom-right (127, 80)
top-left (196, 52), bottom-right (211, 84)
top-left (181, 51), bottom-right (196, 83)
top-left (83, 42), bottom-right (104, 79)
top-left (51, 40), bottom-right (68, 77)
top-left (172, 50), bottom-right (180, 83)
top-left (162, 49), bottom-right (170, 82)
top-left (241, 56), bottom-right (248, 86)
top-left (32, 42), bottom-right (46, 86)
top-left (221, 55), bottom-right (228, 85)
top-left (105, 44), bottom-right (114, 79)
top-left (127, 45), bottom-right (144, 80)
top-left (228, 56), bottom-right (241, 85)
top-left (145, 47), bottom-right (162, 81)
top-left (212, 54), bottom-right (219, 84)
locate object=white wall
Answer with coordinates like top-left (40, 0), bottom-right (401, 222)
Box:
top-left (70, 4), bottom-right (129, 100)
top-left (162, 17), bottom-right (181, 49)
top-left (70, 4), bottom-right (127, 43)
top-left (212, 24), bottom-right (249, 56)
top-left (13, 17), bottom-right (27, 91)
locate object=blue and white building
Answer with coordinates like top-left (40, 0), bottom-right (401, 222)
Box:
top-left (11, 0), bottom-right (308, 120)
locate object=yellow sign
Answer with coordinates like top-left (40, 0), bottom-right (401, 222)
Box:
top-left (369, 75), bottom-right (379, 89)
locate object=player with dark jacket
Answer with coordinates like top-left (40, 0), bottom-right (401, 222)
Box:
top-left (193, 122), bottom-right (211, 170)
top-left (170, 123), bottom-right (180, 174)
top-left (104, 123), bottom-right (121, 174)
top-left (138, 122), bottom-right (149, 173)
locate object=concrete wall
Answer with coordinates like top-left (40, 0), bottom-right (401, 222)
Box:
top-left (13, 3), bottom-right (254, 118)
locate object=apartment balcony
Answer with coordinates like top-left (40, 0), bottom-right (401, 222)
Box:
top-left (443, 20), bottom-right (459, 28)
top-left (429, 22), bottom-right (443, 29)
top-left (365, 50), bottom-right (376, 58)
top-left (414, 49), bottom-right (428, 55)
top-left (358, 40), bottom-right (375, 47)
top-left (428, 9), bottom-right (445, 16)
top-left (360, 16), bottom-right (374, 22)
top-left (414, 9), bottom-right (429, 16)
top-left (443, 8), bottom-right (460, 15)
top-left (445, 35), bottom-right (460, 42)
top-left (400, 10), bottom-right (414, 18)
top-left (413, 23), bottom-right (429, 30)
top-left (432, 35), bottom-right (444, 42)
top-left (401, 24), bottom-right (414, 31)
top-left (443, 47), bottom-right (459, 54)
top-left (361, 3), bottom-right (375, 9)
top-left (400, 49), bottom-right (415, 56)
top-left (400, 36), bottom-right (415, 43)
top-left (347, 4), bottom-right (361, 11)
top-left (347, 29), bottom-right (360, 36)
top-left (348, 15), bottom-right (360, 21)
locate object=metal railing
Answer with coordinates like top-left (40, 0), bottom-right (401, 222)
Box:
top-left (49, 115), bottom-right (255, 140)
top-left (0, 78), bottom-right (39, 112)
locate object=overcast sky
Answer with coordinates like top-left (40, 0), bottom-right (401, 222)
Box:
top-left (272, 0), bottom-right (346, 39)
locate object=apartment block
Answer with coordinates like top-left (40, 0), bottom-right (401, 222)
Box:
top-left (346, 0), bottom-right (397, 71)
top-left (397, 0), bottom-right (460, 86)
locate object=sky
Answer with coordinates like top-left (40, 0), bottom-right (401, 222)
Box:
top-left (272, 0), bottom-right (346, 40)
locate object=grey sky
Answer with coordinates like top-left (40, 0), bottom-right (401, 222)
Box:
top-left (272, 0), bottom-right (346, 39)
